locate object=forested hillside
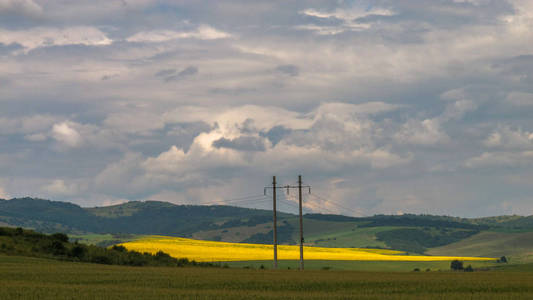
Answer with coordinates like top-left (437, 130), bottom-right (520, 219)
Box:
top-left (2, 197), bottom-right (533, 255)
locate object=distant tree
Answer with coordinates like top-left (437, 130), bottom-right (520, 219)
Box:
top-left (464, 265), bottom-right (474, 272)
top-left (91, 255), bottom-right (112, 265)
top-left (51, 233), bottom-right (69, 243)
top-left (413, 268), bottom-right (420, 272)
top-left (111, 245), bottom-right (126, 252)
top-left (498, 256), bottom-right (508, 263)
top-left (451, 260), bottom-right (464, 271)
top-left (70, 245), bottom-right (86, 259)
top-left (46, 240), bottom-right (66, 255)
top-left (155, 250), bottom-right (171, 259)
top-left (15, 227), bottom-right (23, 235)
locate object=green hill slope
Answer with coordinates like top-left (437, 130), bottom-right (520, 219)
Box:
top-left (0, 198), bottom-right (291, 237)
top-left (427, 231), bottom-right (533, 262)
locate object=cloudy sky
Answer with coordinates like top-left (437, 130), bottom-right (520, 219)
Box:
top-left (1, 0), bottom-right (533, 217)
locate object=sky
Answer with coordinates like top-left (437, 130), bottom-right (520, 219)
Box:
top-left (1, 0), bottom-right (533, 217)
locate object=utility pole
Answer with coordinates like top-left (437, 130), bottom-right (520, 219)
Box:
top-left (272, 176), bottom-right (278, 269)
top-left (265, 176), bottom-right (281, 270)
top-left (298, 175), bottom-right (304, 270)
top-left (266, 175), bottom-right (310, 271)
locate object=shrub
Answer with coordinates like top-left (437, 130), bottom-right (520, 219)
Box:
top-left (70, 245), bottom-right (86, 259)
top-left (498, 256), bottom-right (508, 263)
top-left (51, 233), bottom-right (69, 243)
top-left (177, 258), bottom-right (190, 267)
top-left (45, 241), bottom-right (66, 256)
top-left (91, 255), bottom-right (112, 264)
top-left (450, 260), bottom-right (464, 271)
top-left (464, 265), bottom-right (474, 272)
top-left (111, 245), bottom-right (127, 252)
top-left (155, 250), bottom-right (171, 259)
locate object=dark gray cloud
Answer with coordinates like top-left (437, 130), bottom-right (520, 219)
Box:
top-left (212, 136), bottom-right (267, 152)
top-left (260, 126), bottom-right (292, 146)
top-left (0, 42), bottom-right (23, 55)
top-left (276, 64), bottom-right (299, 76)
top-left (209, 87), bottom-right (257, 95)
top-left (163, 66), bottom-right (198, 82)
top-left (494, 55), bottom-right (533, 84)
top-left (154, 68), bottom-right (177, 77)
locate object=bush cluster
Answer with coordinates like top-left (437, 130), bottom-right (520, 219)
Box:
top-left (450, 260), bottom-right (475, 272)
top-left (0, 227), bottom-right (218, 268)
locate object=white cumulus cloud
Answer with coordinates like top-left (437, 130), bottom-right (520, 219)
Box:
top-left (126, 25), bottom-right (231, 43)
top-left (42, 179), bottom-right (79, 196)
top-left (0, 26), bottom-right (112, 52)
top-left (51, 122), bottom-right (82, 148)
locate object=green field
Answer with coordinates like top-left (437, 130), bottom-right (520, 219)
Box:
top-left (69, 233), bottom-right (140, 247)
top-left (224, 259), bottom-right (500, 272)
top-left (2, 255), bottom-right (533, 299)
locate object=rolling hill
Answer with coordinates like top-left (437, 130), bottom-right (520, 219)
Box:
top-left (427, 231), bottom-right (533, 262)
top-left (2, 197), bottom-right (533, 259)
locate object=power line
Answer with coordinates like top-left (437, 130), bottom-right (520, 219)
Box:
top-left (308, 193), bottom-right (361, 216)
top-left (279, 193), bottom-right (312, 214)
top-left (194, 195), bottom-right (270, 206)
top-left (304, 196), bottom-right (338, 215)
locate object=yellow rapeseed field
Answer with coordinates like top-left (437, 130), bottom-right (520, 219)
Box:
top-left (119, 236), bottom-right (495, 262)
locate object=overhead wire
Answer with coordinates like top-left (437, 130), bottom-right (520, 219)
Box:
top-left (194, 194), bottom-right (270, 206)
top-left (279, 192), bottom-right (313, 214)
top-left (161, 183), bottom-right (359, 217)
top-left (308, 193), bottom-right (361, 216)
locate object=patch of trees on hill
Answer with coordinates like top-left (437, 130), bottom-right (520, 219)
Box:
top-left (0, 227), bottom-right (219, 268)
top-left (358, 215), bottom-right (487, 230)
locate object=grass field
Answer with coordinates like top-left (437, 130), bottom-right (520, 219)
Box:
top-left (119, 235), bottom-right (495, 262)
top-left (224, 259), bottom-right (501, 271)
top-left (69, 233), bottom-right (140, 247)
top-left (2, 255), bottom-right (533, 299)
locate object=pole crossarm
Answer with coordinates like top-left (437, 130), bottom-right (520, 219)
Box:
top-left (280, 185), bottom-right (311, 195)
top-left (264, 186), bottom-right (311, 195)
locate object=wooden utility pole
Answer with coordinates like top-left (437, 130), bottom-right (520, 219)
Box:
top-left (298, 175), bottom-right (304, 270)
top-left (272, 176), bottom-right (278, 269)
top-left (266, 175), bottom-right (310, 271)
